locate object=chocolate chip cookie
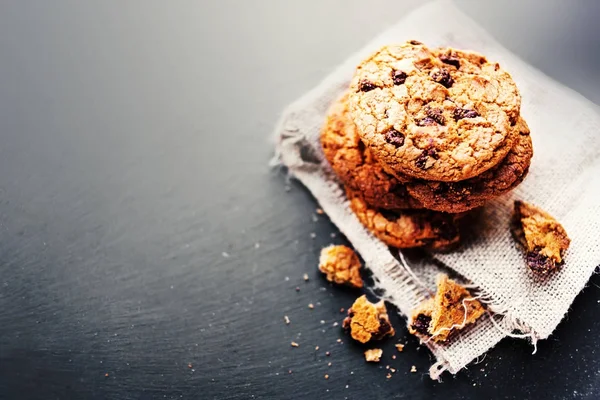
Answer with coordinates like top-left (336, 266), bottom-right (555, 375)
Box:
top-left (511, 200), bottom-right (570, 274)
top-left (348, 41), bottom-right (521, 182)
top-left (347, 189), bottom-right (462, 250)
top-left (405, 117), bottom-right (532, 213)
top-left (321, 92), bottom-right (422, 210)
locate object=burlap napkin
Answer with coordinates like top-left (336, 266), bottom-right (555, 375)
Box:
top-left (272, 0), bottom-right (600, 379)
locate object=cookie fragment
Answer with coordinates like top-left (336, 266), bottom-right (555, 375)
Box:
top-left (318, 245), bottom-right (363, 288)
top-left (364, 348), bottom-right (383, 362)
top-left (343, 295), bottom-right (395, 343)
top-left (408, 275), bottom-right (485, 342)
top-left (511, 200), bottom-right (571, 274)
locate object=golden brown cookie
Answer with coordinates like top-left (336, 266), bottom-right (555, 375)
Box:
top-left (405, 117), bottom-right (532, 213)
top-left (321, 92), bottom-right (422, 210)
top-left (408, 275), bottom-right (485, 342)
top-left (348, 41), bottom-right (521, 182)
top-left (318, 245), bottom-right (363, 288)
top-left (511, 200), bottom-right (571, 274)
top-left (342, 295), bottom-right (395, 343)
top-left (347, 189), bottom-right (462, 250)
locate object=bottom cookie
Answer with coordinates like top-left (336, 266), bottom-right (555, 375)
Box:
top-left (347, 189), bottom-right (463, 250)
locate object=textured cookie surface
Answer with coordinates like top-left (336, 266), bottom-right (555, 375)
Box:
top-left (348, 41), bottom-right (521, 182)
top-left (347, 189), bottom-right (462, 250)
top-left (408, 275), bottom-right (485, 342)
top-left (318, 245), bottom-right (363, 288)
top-left (405, 117), bottom-right (532, 213)
top-left (511, 200), bottom-right (571, 274)
top-left (321, 92), bottom-right (422, 210)
top-left (342, 295), bottom-right (395, 343)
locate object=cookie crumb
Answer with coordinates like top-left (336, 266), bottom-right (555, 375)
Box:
top-left (333, 322), bottom-right (339, 327)
top-left (340, 308), bottom-right (345, 313)
top-left (392, 355), bottom-right (396, 360)
top-left (187, 363), bottom-right (193, 369)
top-left (318, 245), bottom-right (363, 288)
top-left (364, 348), bottom-right (383, 362)
top-left (315, 346), bottom-right (320, 351)
top-left (395, 344), bottom-right (405, 352)
top-left (409, 274), bottom-right (485, 342)
top-left (336, 339), bottom-right (342, 343)
top-left (284, 316), bottom-right (290, 325)
top-left (104, 373), bottom-right (109, 377)
top-left (290, 342), bottom-right (299, 348)
top-left (324, 374), bottom-right (329, 380)
top-left (343, 295), bottom-right (395, 343)
top-left (310, 232), bottom-right (317, 239)
top-left (411, 366), bottom-right (417, 373)
top-left (295, 287), bottom-right (300, 292)
top-left (308, 303), bottom-right (314, 309)
top-left (330, 233), bottom-right (336, 238)
top-left (325, 351), bottom-right (331, 357)
top-left (390, 368), bottom-right (396, 373)
top-left (386, 373), bottom-right (392, 379)
top-left (511, 200), bottom-right (570, 274)
top-left (303, 273), bottom-right (309, 281)
top-left (328, 362), bottom-right (332, 367)
top-left (288, 370), bottom-right (292, 374)
top-left (385, 365), bottom-right (390, 370)
top-left (316, 208), bottom-right (324, 215)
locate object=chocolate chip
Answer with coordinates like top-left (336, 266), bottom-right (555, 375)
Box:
top-left (415, 154), bottom-right (429, 169)
top-left (373, 318), bottom-right (393, 340)
top-left (411, 314), bottom-right (431, 335)
top-left (431, 68), bottom-right (453, 88)
top-left (454, 108), bottom-right (480, 120)
top-left (426, 107), bottom-right (446, 125)
top-left (392, 70), bottom-right (407, 85)
top-left (440, 55), bottom-right (460, 69)
top-left (385, 128), bottom-right (405, 147)
top-left (408, 40), bottom-right (423, 45)
top-left (416, 117), bottom-right (437, 127)
top-left (359, 80), bottom-right (377, 92)
top-left (415, 149), bottom-right (438, 169)
top-left (526, 251), bottom-right (556, 274)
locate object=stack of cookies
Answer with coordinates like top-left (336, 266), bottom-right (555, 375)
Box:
top-left (321, 40), bottom-right (532, 251)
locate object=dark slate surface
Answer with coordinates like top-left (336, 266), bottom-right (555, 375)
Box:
top-left (0, 1), bottom-right (599, 399)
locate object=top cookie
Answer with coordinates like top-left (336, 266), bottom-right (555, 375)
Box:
top-left (348, 41), bottom-right (521, 182)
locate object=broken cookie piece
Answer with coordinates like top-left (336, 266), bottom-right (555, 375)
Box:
top-left (408, 275), bottom-right (485, 342)
top-left (364, 348), bottom-right (383, 362)
top-left (343, 295), bottom-right (395, 343)
top-left (511, 200), bottom-right (571, 274)
top-left (318, 245), bottom-right (363, 288)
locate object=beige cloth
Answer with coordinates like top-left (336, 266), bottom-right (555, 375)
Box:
top-left (272, 0), bottom-right (600, 379)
